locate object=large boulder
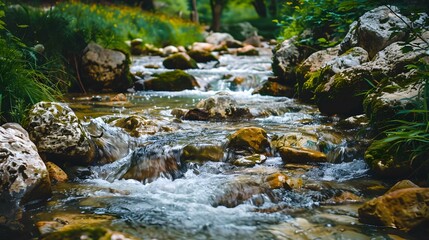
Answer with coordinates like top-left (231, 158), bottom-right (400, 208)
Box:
top-left (190, 92), bottom-right (252, 120)
top-left (0, 124), bottom-right (51, 231)
top-left (299, 46), bottom-right (369, 105)
top-left (358, 188), bottom-right (429, 232)
top-left (227, 127), bottom-right (271, 156)
top-left (81, 43), bottom-right (130, 92)
top-left (340, 5), bottom-right (411, 59)
top-left (162, 52), bottom-right (198, 70)
top-left (122, 145), bottom-right (183, 183)
top-left (143, 70), bottom-right (199, 91)
top-left (187, 50), bottom-right (218, 63)
top-left (25, 102), bottom-right (96, 165)
top-left (314, 64), bottom-right (375, 116)
top-left (205, 32), bottom-right (235, 46)
top-left (272, 37), bottom-right (300, 85)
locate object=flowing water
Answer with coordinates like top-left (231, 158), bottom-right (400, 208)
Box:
top-left (23, 47), bottom-right (417, 239)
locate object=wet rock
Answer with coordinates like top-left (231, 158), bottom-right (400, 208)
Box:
top-left (323, 191), bottom-right (362, 205)
top-left (340, 5), bottom-right (410, 58)
top-left (386, 180), bottom-right (419, 194)
top-left (205, 32), bottom-right (235, 46)
top-left (25, 102), bottom-right (96, 165)
top-left (111, 93), bottom-right (127, 102)
top-left (358, 187), bottom-right (429, 232)
top-left (0, 125), bottom-right (51, 231)
top-left (36, 213), bottom-right (135, 240)
top-left (252, 80), bottom-right (294, 97)
top-left (272, 37), bottom-right (299, 85)
top-left (45, 162), bottom-right (68, 183)
top-left (225, 39), bottom-right (244, 48)
top-left (187, 50), bottom-right (218, 63)
top-left (227, 127), bottom-right (271, 156)
top-left (232, 154), bottom-right (267, 167)
top-left (237, 45), bottom-right (259, 56)
top-left (143, 70), bottom-right (199, 91)
top-left (213, 178), bottom-right (273, 208)
top-left (122, 145), bottom-right (183, 183)
top-left (181, 144), bottom-right (224, 162)
top-left (111, 115), bottom-right (170, 137)
top-left (244, 35), bottom-right (262, 47)
top-left (171, 108), bottom-right (188, 119)
top-left (81, 43), bottom-right (129, 92)
top-left (279, 146), bottom-right (327, 164)
top-left (264, 172), bottom-right (292, 190)
top-left (85, 118), bottom-right (131, 165)
top-left (183, 108), bottom-right (210, 121)
top-left (193, 92), bottom-right (252, 120)
top-left (163, 45), bottom-right (179, 56)
top-left (191, 42), bottom-right (215, 52)
top-left (163, 52), bottom-right (198, 70)
top-left (271, 132), bottom-right (319, 151)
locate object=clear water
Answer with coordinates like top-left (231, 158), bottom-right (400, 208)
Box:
top-left (25, 48), bottom-right (418, 239)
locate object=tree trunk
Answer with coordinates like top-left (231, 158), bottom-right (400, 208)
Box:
top-left (139, 0), bottom-right (155, 12)
top-left (210, 0), bottom-right (225, 32)
top-left (252, 0), bottom-right (267, 18)
top-left (189, 0), bottom-right (199, 24)
top-left (268, 0), bottom-right (278, 17)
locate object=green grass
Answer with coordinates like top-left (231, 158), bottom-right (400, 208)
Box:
top-left (54, 2), bottom-right (204, 48)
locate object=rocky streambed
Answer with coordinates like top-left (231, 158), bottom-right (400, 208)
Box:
top-left (2, 10), bottom-right (429, 238)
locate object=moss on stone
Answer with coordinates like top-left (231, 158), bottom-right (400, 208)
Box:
top-left (41, 227), bottom-right (109, 240)
top-left (188, 50), bottom-right (218, 63)
top-left (145, 70), bottom-right (199, 91)
top-left (162, 53), bottom-right (198, 70)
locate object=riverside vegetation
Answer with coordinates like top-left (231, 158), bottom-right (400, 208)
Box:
top-left (1, 0), bottom-right (429, 239)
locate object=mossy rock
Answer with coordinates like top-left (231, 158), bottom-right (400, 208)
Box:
top-left (41, 227), bottom-right (109, 240)
top-left (181, 144), bottom-right (224, 162)
top-left (162, 52), bottom-right (198, 70)
top-left (252, 80), bottom-right (294, 97)
top-left (363, 80), bottom-right (421, 129)
top-left (315, 66), bottom-right (379, 116)
top-left (144, 70), bottom-right (199, 91)
top-left (187, 50), bottom-right (218, 63)
top-left (364, 140), bottom-right (413, 178)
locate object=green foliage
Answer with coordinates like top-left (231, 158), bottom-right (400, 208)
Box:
top-left (369, 59), bottom-right (429, 177)
top-left (0, 35), bottom-right (60, 123)
top-left (55, 2), bottom-right (204, 48)
top-left (276, 0), bottom-right (375, 49)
